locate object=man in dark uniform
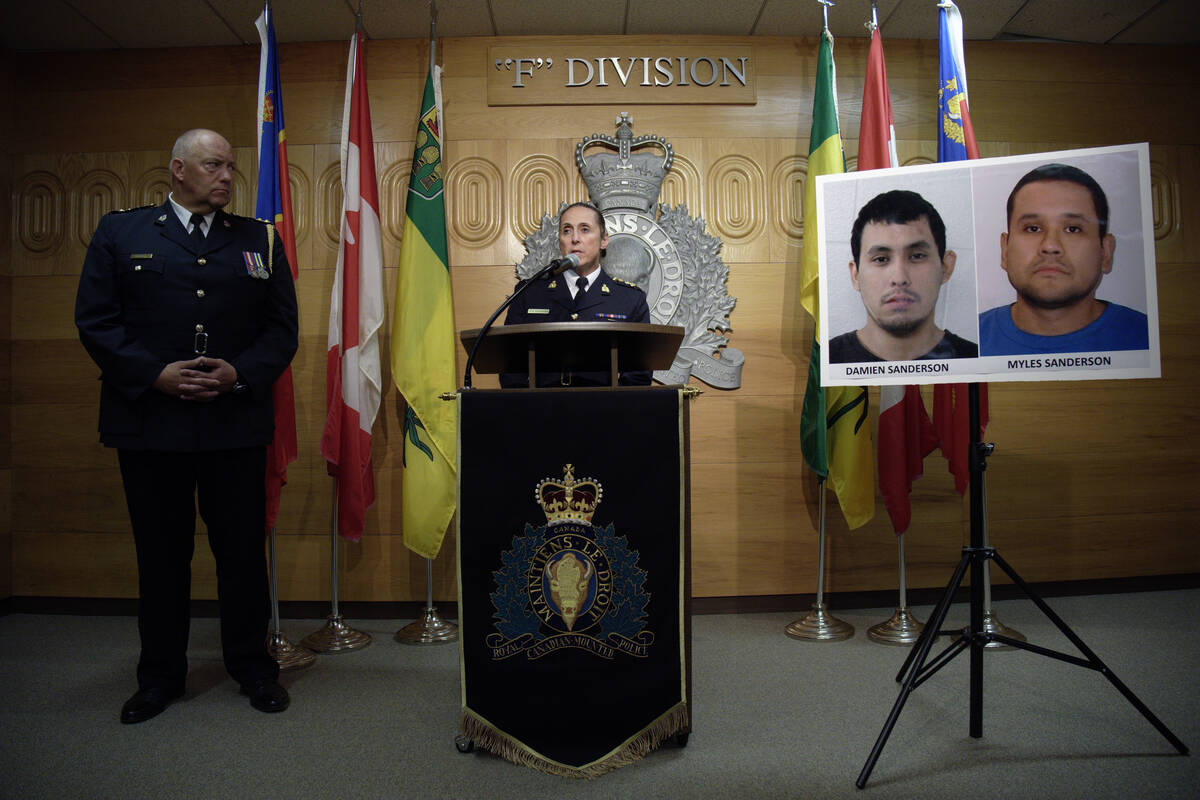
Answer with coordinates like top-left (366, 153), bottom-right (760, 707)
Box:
top-left (501, 202), bottom-right (650, 387)
top-left (75, 129), bottom-right (298, 723)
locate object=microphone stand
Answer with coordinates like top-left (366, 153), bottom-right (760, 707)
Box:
top-left (463, 257), bottom-right (575, 388)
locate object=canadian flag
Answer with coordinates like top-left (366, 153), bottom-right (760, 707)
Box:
top-left (320, 30), bottom-right (384, 541)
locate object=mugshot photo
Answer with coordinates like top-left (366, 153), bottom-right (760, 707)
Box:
top-left (972, 147), bottom-right (1152, 357)
top-left (816, 143), bottom-right (1159, 386)
top-left (819, 166), bottom-right (979, 365)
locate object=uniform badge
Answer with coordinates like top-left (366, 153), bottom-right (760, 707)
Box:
top-left (601, 284), bottom-right (611, 294)
top-left (547, 280), bottom-right (557, 289)
top-left (528, 308), bottom-right (551, 315)
top-left (594, 313), bottom-right (627, 320)
top-left (242, 251), bottom-right (270, 279)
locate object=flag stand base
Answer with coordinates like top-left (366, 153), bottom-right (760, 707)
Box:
top-left (395, 606), bottom-right (458, 645)
top-left (981, 610), bottom-right (1024, 650)
top-left (856, 384), bottom-right (1188, 788)
top-left (785, 603), bottom-right (854, 641)
top-left (301, 614), bottom-right (372, 654)
top-left (267, 631), bottom-right (316, 670)
top-left (867, 607), bottom-right (924, 646)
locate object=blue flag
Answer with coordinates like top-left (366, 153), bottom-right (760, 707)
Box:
top-left (937, 0), bottom-right (979, 162)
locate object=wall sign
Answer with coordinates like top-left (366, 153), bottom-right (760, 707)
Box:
top-left (487, 45), bottom-right (755, 106)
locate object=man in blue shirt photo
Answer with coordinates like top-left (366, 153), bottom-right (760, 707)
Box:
top-left (979, 163), bottom-right (1149, 355)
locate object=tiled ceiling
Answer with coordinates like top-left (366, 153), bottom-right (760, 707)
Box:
top-left (0, 0), bottom-right (1193, 52)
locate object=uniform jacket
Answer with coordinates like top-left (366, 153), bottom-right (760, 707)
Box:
top-left (75, 202), bottom-right (299, 451)
top-left (501, 268), bottom-right (650, 387)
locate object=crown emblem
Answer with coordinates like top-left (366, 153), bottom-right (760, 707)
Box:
top-left (535, 464), bottom-right (602, 524)
top-left (576, 112), bottom-right (674, 213)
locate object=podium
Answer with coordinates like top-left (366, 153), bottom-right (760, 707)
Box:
top-left (461, 321), bottom-right (684, 387)
top-left (455, 322), bottom-right (692, 776)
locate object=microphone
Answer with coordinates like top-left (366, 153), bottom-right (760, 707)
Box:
top-left (534, 252), bottom-right (580, 279)
top-left (462, 252), bottom-right (580, 388)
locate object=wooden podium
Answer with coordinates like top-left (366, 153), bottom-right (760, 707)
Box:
top-left (455, 322), bottom-right (693, 776)
top-left (460, 321), bottom-right (684, 387)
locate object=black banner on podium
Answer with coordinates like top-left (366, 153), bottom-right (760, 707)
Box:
top-left (457, 388), bottom-right (688, 776)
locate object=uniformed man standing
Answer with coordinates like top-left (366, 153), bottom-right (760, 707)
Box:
top-left (75, 129), bottom-right (299, 723)
top-left (501, 201), bottom-right (651, 387)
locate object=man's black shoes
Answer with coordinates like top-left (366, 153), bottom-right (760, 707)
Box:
top-left (241, 677), bottom-right (290, 713)
top-left (120, 686), bottom-right (184, 724)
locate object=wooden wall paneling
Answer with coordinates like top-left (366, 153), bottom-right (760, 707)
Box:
top-left (505, 137), bottom-right (580, 260)
top-left (8, 36), bottom-right (1200, 605)
top-left (309, 142), bottom-right (344, 266)
top-left (658, 138), bottom-right (705, 224)
top-left (1148, 144), bottom-right (1184, 265)
top-left (443, 140), bottom-right (510, 268)
top-left (765, 137), bottom-right (805, 266)
top-left (1177, 147), bottom-right (1200, 258)
top-left (701, 138), bottom-right (770, 264)
top-left (279, 143), bottom-right (316, 271)
top-left (720, 262), bottom-right (804, 395)
top-left (376, 139), bottom-right (412, 270)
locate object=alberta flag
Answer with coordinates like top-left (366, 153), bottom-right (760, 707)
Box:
top-left (936, 0), bottom-right (988, 493)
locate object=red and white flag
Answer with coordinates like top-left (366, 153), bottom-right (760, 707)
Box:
top-left (857, 25), bottom-right (939, 534)
top-left (320, 30), bottom-right (384, 541)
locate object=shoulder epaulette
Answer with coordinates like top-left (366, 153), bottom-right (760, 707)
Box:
top-left (108, 204), bottom-right (155, 215)
top-left (611, 277), bottom-right (642, 290)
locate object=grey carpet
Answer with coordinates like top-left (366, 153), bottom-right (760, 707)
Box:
top-left (2, 589), bottom-right (1196, 799)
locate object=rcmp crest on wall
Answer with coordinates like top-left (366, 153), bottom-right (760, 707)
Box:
top-left (516, 113), bottom-right (745, 388)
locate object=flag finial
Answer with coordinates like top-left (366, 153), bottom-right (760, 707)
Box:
top-left (818, 0), bottom-right (834, 31)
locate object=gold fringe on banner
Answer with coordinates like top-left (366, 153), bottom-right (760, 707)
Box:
top-left (460, 703), bottom-right (690, 779)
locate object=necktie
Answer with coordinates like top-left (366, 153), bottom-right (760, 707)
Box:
top-left (189, 213), bottom-right (206, 251)
top-left (574, 276), bottom-right (588, 308)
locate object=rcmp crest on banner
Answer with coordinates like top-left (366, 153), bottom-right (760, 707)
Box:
top-left (516, 113), bottom-right (744, 388)
top-left (487, 464), bottom-right (654, 661)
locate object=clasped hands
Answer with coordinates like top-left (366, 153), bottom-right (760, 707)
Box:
top-left (154, 357), bottom-right (238, 401)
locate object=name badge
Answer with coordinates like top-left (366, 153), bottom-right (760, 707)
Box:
top-left (527, 308), bottom-right (551, 315)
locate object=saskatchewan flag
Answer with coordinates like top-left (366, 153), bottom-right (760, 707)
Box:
top-left (798, 28), bottom-right (875, 529)
top-left (392, 61), bottom-right (458, 559)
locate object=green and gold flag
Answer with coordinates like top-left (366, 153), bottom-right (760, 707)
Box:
top-left (392, 59), bottom-right (457, 558)
top-left (798, 28), bottom-right (875, 529)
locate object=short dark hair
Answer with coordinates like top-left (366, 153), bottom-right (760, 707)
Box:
top-left (560, 201), bottom-right (607, 237)
top-left (850, 190), bottom-right (947, 264)
top-left (1006, 162), bottom-right (1109, 238)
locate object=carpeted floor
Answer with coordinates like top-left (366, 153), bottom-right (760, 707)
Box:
top-left (2, 589), bottom-right (1196, 799)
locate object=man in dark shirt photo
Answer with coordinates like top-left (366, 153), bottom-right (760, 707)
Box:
top-left (830, 189), bottom-right (977, 363)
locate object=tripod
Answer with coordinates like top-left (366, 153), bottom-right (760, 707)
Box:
top-left (856, 383), bottom-right (1188, 789)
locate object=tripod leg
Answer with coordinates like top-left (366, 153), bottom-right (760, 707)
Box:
top-left (858, 552), bottom-right (972, 789)
top-left (895, 551), bottom-right (971, 683)
top-left (990, 551), bottom-right (1189, 756)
